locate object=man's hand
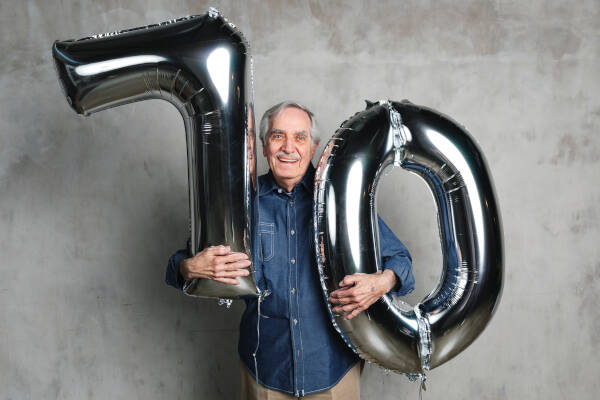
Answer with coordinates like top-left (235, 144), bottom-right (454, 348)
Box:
top-left (329, 270), bottom-right (398, 320)
top-left (179, 245), bottom-right (251, 285)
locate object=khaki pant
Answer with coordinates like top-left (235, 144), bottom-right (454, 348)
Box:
top-left (240, 362), bottom-right (361, 400)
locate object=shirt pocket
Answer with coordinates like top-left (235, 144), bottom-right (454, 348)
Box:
top-left (258, 221), bottom-right (274, 262)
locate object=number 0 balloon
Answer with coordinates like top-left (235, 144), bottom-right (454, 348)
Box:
top-left (52, 9), bottom-right (260, 299)
top-left (314, 100), bottom-right (503, 374)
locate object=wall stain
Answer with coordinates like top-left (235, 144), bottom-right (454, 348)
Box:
top-left (549, 133), bottom-right (599, 165)
top-left (305, 1), bottom-right (507, 58)
top-left (572, 262), bottom-right (600, 350)
top-left (522, 129), bottom-right (537, 142)
top-left (569, 206), bottom-right (598, 234)
top-left (537, 26), bottom-right (582, 60)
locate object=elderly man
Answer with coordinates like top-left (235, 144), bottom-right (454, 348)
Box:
top-left (165, 101), bottom-right (414, 399)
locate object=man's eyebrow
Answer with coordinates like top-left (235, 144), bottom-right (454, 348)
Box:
top-left (268, 129), bottom-right (309, 137)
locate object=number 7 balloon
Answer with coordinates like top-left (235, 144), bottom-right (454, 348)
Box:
top-left (52, 9), bottom-right (260, 299)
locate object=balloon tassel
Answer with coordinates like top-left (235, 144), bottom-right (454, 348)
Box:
top-left (252, 289), bottom-right (271, 400)
top-left (419, 375), bottom-right (427, 400)
top-left (406, 372), bottom-right (427, 399)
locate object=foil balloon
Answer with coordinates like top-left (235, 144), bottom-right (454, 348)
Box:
top-left (52, 9), bottom-right (259, 299)
top-left (314, 100), bottom-right (503, 375)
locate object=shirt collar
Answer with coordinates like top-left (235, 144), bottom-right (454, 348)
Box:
top-left (259, 163), bottom-right (316, 196)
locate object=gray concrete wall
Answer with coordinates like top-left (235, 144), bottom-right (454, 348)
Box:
top-left (1, 0), bottom-right (598, 398)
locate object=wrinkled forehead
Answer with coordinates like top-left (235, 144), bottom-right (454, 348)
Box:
top-left (268, 106), bottom-right (313, 134)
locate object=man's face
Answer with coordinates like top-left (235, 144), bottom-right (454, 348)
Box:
top-left (263, 106), bottom-right (318, 191)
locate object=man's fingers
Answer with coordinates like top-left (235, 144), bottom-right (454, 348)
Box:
top-left (339, 275), bottom-right (357, 287)
top-left (207, 245), bottom-right (231, 256)
top-left (330, 286), bottom-right (367, 302)
top-left (214, 277), bottom-right (240, 285)
top-left (218, 252), bottom-right (250, 264)
top-left (215, 269), bottom-right (250, 278)
top-left (329, 295), bottom-right (357, 305)
top-left (340, 272), bottom-right (368, 286)
top-left (332, 303), bottom-right (359, 313)
top-left (332, 295), bottom-right (378, 315)
top-left (333, 294), bottom-right (367, 306)
top-left (330, 286), bottom-right (354, 298)
top-left (345, 306), bottom-right (366, 320)
top-left (231, 259), bottom-right (252, 269)
top-left (215, 259), bottom-right (252, 271)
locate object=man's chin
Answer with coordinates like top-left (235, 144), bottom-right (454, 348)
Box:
top-left (273, 171), bottom-right (297, 179)
top-left (272, 166), bottom-right (300, 179)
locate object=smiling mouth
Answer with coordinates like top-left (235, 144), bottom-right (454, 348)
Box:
top-left (277, 156), bottom-right (299, 163)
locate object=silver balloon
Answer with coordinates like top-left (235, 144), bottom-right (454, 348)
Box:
top-left (314, 100), bottom-right (503, 374)
top-left (52, 8), bottom-right (259, 299)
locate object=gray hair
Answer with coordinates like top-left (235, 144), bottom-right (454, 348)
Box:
top-left (259, 101), bottom-right (320, 145)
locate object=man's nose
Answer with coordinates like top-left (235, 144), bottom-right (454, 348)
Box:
top-left (282, 137), bottom-right (294, 153)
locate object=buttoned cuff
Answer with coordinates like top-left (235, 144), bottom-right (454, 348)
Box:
top-left (382, 258), bottom-right (415, 297)
top-left (165, 248), bottom-right (189, 290)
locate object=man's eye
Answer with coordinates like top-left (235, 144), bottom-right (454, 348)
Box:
top-left (297, 135), bottom-right (306, 142)
top-left (271, 134), bottom-right (282, 140)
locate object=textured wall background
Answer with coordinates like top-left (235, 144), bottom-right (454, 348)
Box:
top-left (1, 0), bottom-right (598, 398)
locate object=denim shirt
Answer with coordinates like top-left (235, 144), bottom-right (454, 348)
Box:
top-left (165, 164), bottom-right (414, 397)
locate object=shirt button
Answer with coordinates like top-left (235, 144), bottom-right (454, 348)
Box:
top-left (293, 319), bottom-right (298, 325)
top-left (291, 288), bottom-right (296, 294)
top-left (290, 201), bottom-right (295, 206)
top-left (290, 258), bottom-right (296, 264)
top-left (277, 188), bottom-right (283, 193)
top-left (290, 229), bottom-right (295, 235)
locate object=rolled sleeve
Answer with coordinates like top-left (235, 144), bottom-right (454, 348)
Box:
top-left (377, 216), bottom-right (414, 296)
top-left (165, 247), bottom-right (189, 290)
